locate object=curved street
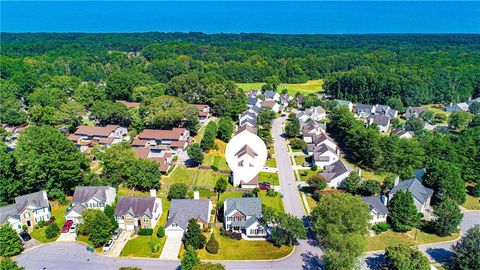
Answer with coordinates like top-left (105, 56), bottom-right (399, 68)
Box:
top-left (15, 117), bottom-right (480, 270)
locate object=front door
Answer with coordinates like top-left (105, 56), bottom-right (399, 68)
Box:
top-left (26, 220), bottom-right (31, 227)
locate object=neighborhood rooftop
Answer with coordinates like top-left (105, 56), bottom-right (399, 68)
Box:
top-left (165, 199), bottom-right (211, 230)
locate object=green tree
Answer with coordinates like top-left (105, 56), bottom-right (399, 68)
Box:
top-left (386, 97), bottom-right (405, 113)
top-left (184, 219), bottom-right (206, 249)
top-left (214, 178), bottom-right (227, 194)
top-left (125, 159), bottom-right (161, 192)
top-left (385, 244), bottom-right (430, 270)
top-left (187, 143), bottom-right (204, 166)
top-left (104, 204), bottom-right (118, 230)
top-left (387, 190), bottom-right (420, 232)
top-left (0, 142), bottom-right (20, 204)
top-left (0, 257), bottom-right (25, 270)
top-left (91, 100), bottom-right (130, 126)
top-left (424, 160), bottom-right (466, 205)
top-left (344, 172), bottom-right (362, 194)
top-left (14, 126), bottom-right (89, 195)
top-left (181, 246), bottom-right (201, 270)
top-left (73, 81), bottom-right (106, 107)
top-left (449, 111), bottom-right (473, 131)
top-left (405, 117), bottom-right (424, 132)
top-left (168, 183), bottom-right (188, 200)
top-left (143, 96), bottom-right (199, 133)
top-left (451, 225), bottom-right (480, 270)
top-left (269, 213), bottom-right (307, 246)
top-left (0, 91), bottom-right (27, 125)
top-left (205, 235), bottom-right (219, 254)
top-left (0, 223), bottom-right (22, 257)
top-left (45, 223), bottom-right (60, 239)
top-left (289, 138), bottom-right (306, 150)
top-left (77, 209), bottom-right (115, 247)
top-left (431, 198), bottom-right (463, 237)
top-left (257, 108), bottom-right (276, 126)
top-left (383, 175), bottom-right (396, 191)
top-left (217, 117), bottom-right (233, 142)
top-left (419, 110), bottom-right (434, 123)
top-left (469, 102), bottom-right (480, 115)
top-left (285, 118), bottom-right (300, 138)
top-left (358, 180), bottom-right (382, 196)
top-left (105, 71), bottom-right (139, 100)
top-left (201, 121), bottom-right (218, 150)
top-left (307, 175), bottom-right (327, 191)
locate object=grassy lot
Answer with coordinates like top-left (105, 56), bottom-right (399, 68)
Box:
top-left (259, 191), bottom-right (284, 212)
top-left (294, 155), bottom-right (308, 166)
top-left (268, 147), bottom-right (275, 155)
top-left (258, 172), bottom-right (280, 185)
top-left (219, 191), bottom-right (244, 203)
top-left (31, 202), bottom-right (67, 243)
top-left (203, 154), bottom-right (229, 170)
top-left (340, 158), bottom-right (393, 183)
top-left (237, 79), bottom-right (324, 96)
top-left (195, 169), bottom-right (229, 187)
top-left (120, 193), bottom-right (171, 258)
top-left (463, 194), bottom-right (480, 210)
top-left (421, 104), bottom-right (451, 124)
top-left (197, 228), bottom-right (293, 260)
top-left (265, 158), bottom-right (277, 168)
top-left (367, 229), bottom-right (460, 252)
top-left (298, 169), bottom-right (318, 182)
top-left (305, 195), bottom-right (317, 211)
top-left (193, 125), bottom-right (206, 143)
top-left (162, 165), bottom-right (196, 185)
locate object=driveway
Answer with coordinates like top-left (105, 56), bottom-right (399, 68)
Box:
top-left (22, 238), bottom-right (41, 251)
top-left (56, 232), bottom-right (77, 242)
top-left (159, 233), bottom-right (183, 260)
top-left (104, 230), bottom-right (131, 257)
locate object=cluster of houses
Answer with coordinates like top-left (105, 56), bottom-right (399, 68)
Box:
top-left (247, 90), bottom-right (287, 113)
top-left (1, 124), bottom-right (28, 150)
top-left (351, 103), bottom-right (399, 133)
top-left (362, 168), bottom-right (433, 224)
top-left (444, 97), bottom-right (480, 113)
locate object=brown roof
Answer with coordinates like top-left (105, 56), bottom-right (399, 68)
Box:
top-left (132, 137), bottom-right (148, 147)
top-left (195, 104), bottom-right (209, 111)
top-left (134, 148), bottom-right (150, 159)
top-left (98, 137), bottom-right (116, 145)
top-left (170, 140), bottom-right (187, 148)
top-left (118, 100), bottom-right (141, 108)
top-left (263, 100), bottom-right (277, 108)
top-left (75, 125), bottom-right (119, 137)
top-left (137, 128), bottom-right (186, 141)
top-left (235, 125), bottom-right (257, 135)
top-left (68, 134), bottom-right (80, 142)
top-left (241, 175), bottom-right (259, 186)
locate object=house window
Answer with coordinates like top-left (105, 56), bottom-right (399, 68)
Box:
top-left (24, 213), bottom-right (30, 218)
top-left (143, 217), bottom-right (148, 223)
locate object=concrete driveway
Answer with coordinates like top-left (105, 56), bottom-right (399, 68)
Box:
top-left (56, 232), bottom-right (77, 242)
top-left (104, 230), bottom-right (131, 257)
top-left (159, 234), bottom-right (183, 260)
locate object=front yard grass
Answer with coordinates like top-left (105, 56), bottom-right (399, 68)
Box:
top-left (367, 229), bottom-right (460, 252)
top-left (258, 172), bottom-right (279, 185)
top-left (305, 195), bottom-right (317, 211)
top-left (197, 228), bottom-right (293, 260)
top-left (265, 158), bottom-right (277, 168)
top-left (259, 191), bottom-right (284, 212)
top-left (294, 155), bottom-right (308, 166)
top-left (463, 194), bottom-right (480, 210)
top-left (30, 201), bottom-right (67, 243)
top-left (298, 169), bottom-right (318, 182)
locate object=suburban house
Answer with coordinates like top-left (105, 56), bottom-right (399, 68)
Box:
top-left (195, 104), bottom-right (210, 123)
top-left (301, 121), bottom-right (326, 139)
top-left (312, 144), bottom-right (340, 168)
top-left (224, 197), bottom-right (266, 238)
top-left (133, 147), bottom-right (173, 173)
top-left (362, 196), bottom-right (389, 224)
top-left (279, 93), bottom-right (293, 106)
top-left (317, 160), bottom-right (352, 188)
top-left (239, 117), bottom-right (258, 128)
top-left (335, 100), bottom-right (353, 112)
top-left (388, 169), bottom-right (433, 214)
top-left (405, 107), bottom-right (428, 120)
top-left (264, 90), bottom-right (280, 101)
top-left (65, 186), bottom-right (116, 223)
top-left (133, 128), bottom-right (189, 150)
top-left (305, 133), bottom-right (337, 155)
top-left (117, 100), bottom-right (141, 109)
top-left (0, 191), bottom-right (51, 232)
top-left (262, 100), bottom-right (282, 113)
top-left (355, 104), bottom-right (376, 118)
top-left (297, 106), bottom-right (326, 122)
top-left (2, 125), bottom-right (27, 150)
top-left (247, 90), bottom-right (261, 98)
top-left (239, 111), bottom-right (257, 124)
top-left (295, 95), bottom-right (304, 108)
top-left (392, 128), bottom-right (414, 139)
top-left (164, 198), bottom-right (212, 237)
top-left (69, 125), bottom-right (128, 152)
top-left (247, 97), bottom-right (263, 108)
top-left (235, 124), bottom-right (258, 136)
top-left (444, 102), bottom-right (469, 113)
top-left (367, 115), bottom-right (391, 133)
top-left (115, 192), bottom-right (162, 231)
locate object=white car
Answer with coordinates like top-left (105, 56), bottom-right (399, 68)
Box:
top-left (69, 224), bottom-right (77, 233)
top-left (102, 239), bottom-right (114, 252)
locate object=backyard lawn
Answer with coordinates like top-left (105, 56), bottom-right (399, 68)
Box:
top-left (197, 228), bottom-right (293, 260)
top-left (237, 79), bottom-right (324, 96)
top-left (30, 201), bottom-right (67, 243)
top-left (258, 172), bottom-right (280, 185)
top-left (195, 169), bottom-right (230, 187)
top-left (265, 158), bottom-right (277, 168)
top-left (367, 229), bottom-right (460, 252)
top-left (162, 165), bottom-right (196, 185)
top-left (421, 104), bottom-right (451, 124)
top-left (203, 154), bottom-right (229, 170)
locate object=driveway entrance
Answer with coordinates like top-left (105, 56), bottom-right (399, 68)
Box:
top-left (159, 232), bottom-right (183, 260)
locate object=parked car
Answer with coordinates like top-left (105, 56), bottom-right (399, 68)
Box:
top-left (19, 231), bottom-right (31, 242)
top-left (61, 220), bottom-right (74, 233)
top-left (69, 223), bottom-right (78, 233)
top-left (302, 162), bottom-right (310, 167)
top-left (259, 182), bottom-right (271, 190)
top-left (103, 239), bottom-right (114, 252)
top-left (242, 192), bottom-right (253, 198)
top-left (112, 228), bottom-right (121, 240)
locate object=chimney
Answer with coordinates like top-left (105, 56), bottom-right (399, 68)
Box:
top-left (394, 176), bottom-right (400, 187)
top-left (357, 168), bottom-right (362, 177)
top-left (336, 148), bottom-right (340, 156)
top-left (149, 189), bottom-right (157, 198)
top-left (194, 190), bottom-right (200, 200)
top-left (380, 194), bottom-right (388, 206)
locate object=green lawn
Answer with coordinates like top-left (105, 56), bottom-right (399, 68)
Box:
top-left (367, 229), bottom-right (460, 252)
top-left (258, 172), bottom-right (280, 185)
top-left (305, 195), bottom-right (317, 211)
top-left (421, 104), bottom-right (451, 124)
top-left (195, 169), bottom-right (230, 187)
top-left (237, 79), bottom-right (324, 96)
top-left (30, 202), bottom-right (67, 243)
top-left (197, 228), bottom-right (293, 260)
top-left (219, 191), bottom-right (244, 203)
top-left (162, 165), bottom-right (196, 185)
top-left (298, 169), bottom-right (318, 182)
top-left (259, 191), bottom-right (284, 212)
top-left (265, 158), bottom-right (277, 168)
top-left (203, 154), bottom-right (229, 170)
top-left (294, 155), bottom-right (308, 166)
top-left (463, 194), bottom-right (480, 210)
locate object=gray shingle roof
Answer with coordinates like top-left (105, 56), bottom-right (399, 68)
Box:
top-left (369, 115), bottom-right (390, 127)
top-left (0, 204), bottom-right (20, 223)
top-left (115, 196), bottom-right (158, 218)
top-left (72, 186), bottom-right (110, 204)
top-left (165, 199), bottom-right (211, 230)
top-left (375, 105), bottom-right (391, 115)
top-left (389, 179), bottom-right (433, 205)
top-left (66, 203), bottom-right (87, 216)
top-left (15, 190), bottom-right (49, 212)
top-left (240, 117), bottom-right (257, 127)
top-left (264, 90), bottom-right (278, 99)
top-left (225, 198), bottom-right (262, 228)
top-left (318, 160), bottom-right (351, 183)
top-left (362, 196), bottom-right (389, 215)
top-left (355, 104), bottom-right (374, 114)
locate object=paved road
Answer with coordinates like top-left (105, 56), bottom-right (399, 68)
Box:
top-left (271, 117), bottom-right (305, 218)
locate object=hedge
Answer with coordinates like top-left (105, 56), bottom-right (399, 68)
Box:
top-left (137, 228), bottom-right (153, 235)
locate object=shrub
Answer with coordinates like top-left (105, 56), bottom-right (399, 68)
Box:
top-left (223, 230), bottom-right (242, 240)
top-left (37, 220), bottom-right (46, 228)
top-left (172, 155), bottom-right (178, 161)
top-left (168, 183), bottom-right (188, 200)
top-left (151, 242), bottom-right (160, 253)
top-left (206, 235), bottom-right (219, 254)
top-left (266, 188), bottom-right (277, 197)
top-left (45, 223), bottom-right (60, 239)
top-left (312, 190), bottom-right (322, 201)
top-left (372, 222), bottom-right (391, 234)
top-left (157, 227), bottom-right (165, 238)
top-left (119, 267), bottom-right (142, 270)
top-left (311, 164), bottom-right (318, 171)
top-left (219, 227), bottom-right (226, 236)
top-left (137, 228), bottom-right (153, 236)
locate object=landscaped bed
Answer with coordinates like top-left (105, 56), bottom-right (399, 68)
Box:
top-left (197, 228), bottom-right (293, 260)
top-left (30, 201), bottom-right (67, 243)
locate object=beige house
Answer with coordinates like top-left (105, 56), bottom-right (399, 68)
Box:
top-left (114, 191), bottom-right (162, 231)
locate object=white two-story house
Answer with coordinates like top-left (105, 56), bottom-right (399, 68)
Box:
top-left (0, 191), bottom-right (51, 232)
top-left (65, 186), bottom-right (116, 223)
top-left (224, 197), bottom-right (266, 238)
